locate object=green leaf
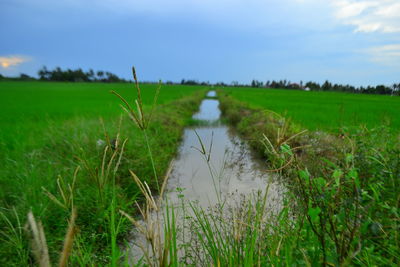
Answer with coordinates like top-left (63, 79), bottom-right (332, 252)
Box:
top-left (280, 144), bottom-right (293, 156)
top-left (347, 168), bottom-right (358, 179)
top-left (345, 153), bottom-right (354, 164)
top-left (314, 177), bottom-right (327, 191)
top-left (299, 170), bottom-right (310, 180)
top-left (308, 207), bottom-right (321, 223)
top-left (347, 168), bottom-right (359, 188)
top-left (332, 169), bottom-right (343, 187)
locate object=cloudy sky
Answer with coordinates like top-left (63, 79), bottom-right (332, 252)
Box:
top-left (1, 0), bottom-right (399, 86)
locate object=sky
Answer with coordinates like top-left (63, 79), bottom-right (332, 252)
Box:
top-left (0, 0), bottom-right (399, 86)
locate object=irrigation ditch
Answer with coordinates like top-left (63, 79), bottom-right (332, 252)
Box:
top-left (126, 90), bottom-right (286, 264)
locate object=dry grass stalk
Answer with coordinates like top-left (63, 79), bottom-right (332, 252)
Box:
top-left (110, 67), bottom-right (161, 131)
top-left (42, 166), bottom-right (80, 211)
top-left (129, 170), bottom-right (158, 211)
top-left (58, 208), bottom-right (77, 267)
top-left (26, 211), bottom-right (51, 267)
top-left (120, 164), bottom-right (175, 266)
top-left (26, 209), bottom-right (78, 267)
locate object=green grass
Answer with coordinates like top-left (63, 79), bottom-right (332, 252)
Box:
top-left (221, 87), bottom-right (400, 132)
top-left (0, 81), bottom-right (205, 265)
top-left (0, 81), bottom-right (201, 150)
top-left (217, 92), bottom-right (400, 266)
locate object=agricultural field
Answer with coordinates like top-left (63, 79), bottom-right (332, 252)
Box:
top-left (221, 87), bottom-right (400, 132)
top-left (0, 81), bottom-right (205, 265)
top-left (3, 0), bottom-right (400, 264)
top-left (0, 81), bottom-right (202, 150)
top-left (218, 89), bottom-right (400, 266)
top-left (0, 80), bottom-right (399, 266)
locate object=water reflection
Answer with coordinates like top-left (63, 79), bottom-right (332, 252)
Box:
top-left (206, 90), bottom-right (217, 97)
top-left (192, 99), bottom-right (221, 121)
top-left (166, 126), bottom-right (282, 208)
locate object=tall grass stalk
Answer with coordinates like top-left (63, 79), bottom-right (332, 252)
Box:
top-left (25, 208), bottom-right (77, 267)
top-left (192, 130), bottom-right (223, 203)
top-left (111, 67), bottom-right (161, 193)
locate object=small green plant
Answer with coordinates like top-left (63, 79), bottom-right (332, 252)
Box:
top-left (42, 166), bottom-right (79, 212)
top-left (0, 208), bottom-right (29, 264)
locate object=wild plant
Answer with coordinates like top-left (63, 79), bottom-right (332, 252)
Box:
top-left (259, 115), bottom-right (363, 265)
top-left (260, 111), bottom-right (308, 172)
top-left (111, 67), bottom-right (161, 192)
top-left (76, 117), bottom-right (128, 205)
top-left (120, 165), bottom-right (177, 266)
top-left (109, 67), bottom-right (179, 266)
top-left (0, 207), bottom-right (29, 263)
top-left (42, 166), bottom-right (79, 212)
top-left (192, 130), bottom-right (224, 203)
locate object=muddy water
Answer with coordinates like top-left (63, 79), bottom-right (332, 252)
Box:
top-left (165, 125), bottom-right (283, 208)
top-left (206, 90), bottom-right (217, 97)
top-left (192, 99), bottom-right (220, 121)
top-left (128, 91), bottom-right (284, 263)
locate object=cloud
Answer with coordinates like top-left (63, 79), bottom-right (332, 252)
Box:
top-left (365, 44), bottom-right (400, 65)
top-left (0, 55), bottom-right (30, 69)
top-left (330, 0), bottom-right (400, 33)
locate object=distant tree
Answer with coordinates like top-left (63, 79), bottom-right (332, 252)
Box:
top-left (215, 82), bottom-right (227, 87)
top-left (181, 79), bottom-right (199, 85)
top-left (36, 66), bottom-right (125, 83)
top-left (97, 71), bottom-right (104, 81)
top-left (87, 69), bottom-right (95, 81)
top-left (251, 80), bottom-right (263, 88)
top-left (288, 83), bottom-right (301, 90)
top-left (305, 81), bottom-right (320, 91)
top-left (376, 85), bottom-right (391, 95)
top-left (50, 67), bottom-right (63, 81)
top-left (38, 66), bottom-right (51, 80)
top-left (321, 80), bottom-right (332, 91)
top-left (19, 73), bottom-right (34, 81)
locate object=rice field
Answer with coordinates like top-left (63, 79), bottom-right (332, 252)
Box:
top-left (221, 87), bottom-right (400, 132)
top-left (0, 81), bottom-right (205, 265)
top-left (0, 81), bottom-right (398, 266)
top-left (0, 81), bottom-right (202, 150)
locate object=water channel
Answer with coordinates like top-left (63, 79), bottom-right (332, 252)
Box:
top-left (128, 91), bottom-right (285, 263)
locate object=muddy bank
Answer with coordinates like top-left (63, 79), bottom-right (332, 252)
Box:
top-left (217, 92), bottom-right (348, 177)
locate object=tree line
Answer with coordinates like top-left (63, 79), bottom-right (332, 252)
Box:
top-left (249, 79), bottom-right (400, 95)
top-left (1, 68), bottom-right (398, 95)
top-left (0, 66), bottom-right (128, 83)
top-left (180, 78), bottom-right (399, 95)
top-left (37, 66), bottom-right (128, 82)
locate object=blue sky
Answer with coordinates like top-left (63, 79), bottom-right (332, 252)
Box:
top-left (1, 0), bottom-right (399, 86)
